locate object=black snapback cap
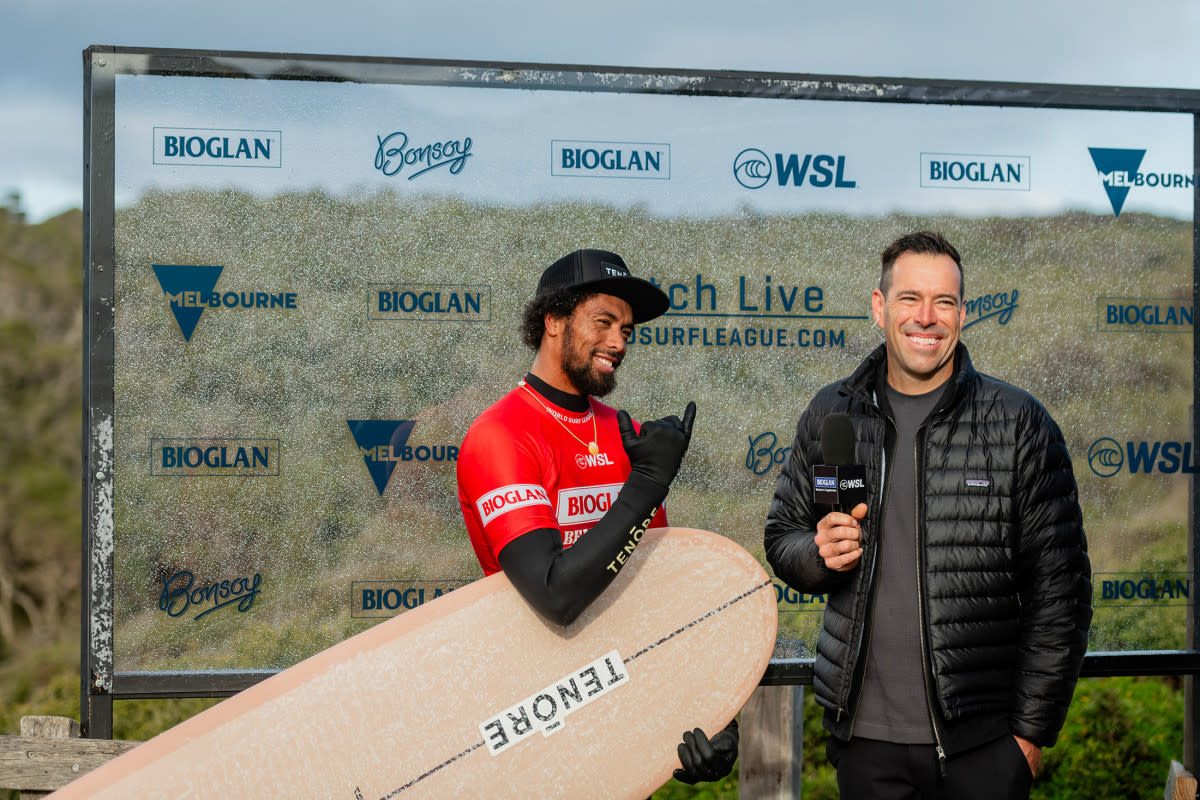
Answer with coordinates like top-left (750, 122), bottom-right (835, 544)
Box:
top-left (535, 249), bottom-right (669, 324)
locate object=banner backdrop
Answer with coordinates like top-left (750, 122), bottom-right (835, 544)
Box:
top-left (98, 59), bottom-right (1194, 674)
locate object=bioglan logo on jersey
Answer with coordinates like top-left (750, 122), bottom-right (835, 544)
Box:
top-left (476, 484), bottom-right (552, 525)
top-left (152, 264), bottom-right (298, 342)
top-left (551, 140), bottom-right (670, 180)
top-left (153, 128), bottom-right (282, 168)
top-left (1088, 147), bottom-right (1194, 218)
top-left (556, 483), bottom-right (623, 527)
top-left (920, 153), bottom-right (1030, 190)
top-left (733, 147), bottom-right (857, 190)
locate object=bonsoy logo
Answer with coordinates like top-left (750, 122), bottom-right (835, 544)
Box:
top-left (1088, 148), bottom-right (1145, 218)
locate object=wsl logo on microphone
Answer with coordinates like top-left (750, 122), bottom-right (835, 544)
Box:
top-left (347, 420), bottom-right (459, 496)
top-left (152, 264), bottom-right (298, 342)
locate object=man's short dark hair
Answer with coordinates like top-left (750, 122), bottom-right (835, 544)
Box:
top-left (880, 230), bottom-right (964, 299)
top-left (521, 288), bottom-right (595, 351)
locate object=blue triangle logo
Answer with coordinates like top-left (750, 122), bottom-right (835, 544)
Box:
top-left (347, 420), bottom-right (417, 496)
top-left (1087, 147), bottom-right (1146, 218)
top-left (152, 265), bottom-right (224, 341)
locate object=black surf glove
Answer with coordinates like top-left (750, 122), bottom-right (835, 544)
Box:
top-left (617, 401), bottom-right (697, 489)
top-left (674, 719), bottom-right (739, 784)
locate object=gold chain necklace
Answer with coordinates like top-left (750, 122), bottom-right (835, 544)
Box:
top-left (520, 382), bottom-right (600, 455)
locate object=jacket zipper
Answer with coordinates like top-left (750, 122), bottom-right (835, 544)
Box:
top-left (839, 410), bottom-right (891, 731)
top-left (915, 422), bottom-right (949, 776)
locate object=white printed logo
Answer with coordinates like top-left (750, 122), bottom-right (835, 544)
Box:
top-left (556, 483), bottom-right (623, 526)
top-left (477, 484), bottom-right (551, 525)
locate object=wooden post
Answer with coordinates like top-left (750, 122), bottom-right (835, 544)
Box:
top-left (0, 715), bottom-right (137, 798)
top-left (1166, 760), bottom-right (1198, 800)
top-left (738, 685), bottom-right (803, 799)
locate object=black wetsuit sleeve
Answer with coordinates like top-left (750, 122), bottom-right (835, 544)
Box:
top-left (497, 470), bottom-right (667, 626)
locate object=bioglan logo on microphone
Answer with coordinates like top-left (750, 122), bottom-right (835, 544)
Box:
top-left (153, 128), bottom-right (282, 168)
top-left (347, 420), bottom-right (459, 496)
top-left (1088, 147), bottom-right (1193, 217)
top-left (152, 265), bottom-right (298, 342)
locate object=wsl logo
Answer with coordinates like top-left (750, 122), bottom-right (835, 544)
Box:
top-left (734, 148), bottom-right (856, 190)
top-left (347, 420), bottom-right (459, 496)
top-left (153, 128), bottom-right (281, 168)
top-left (1088, 147), bottom-right (1194, 217)
top-left (551, 140), bottom-right (670, 180)
top-left (152, 264), bottom-right (298, 342)
top-left (1089, 436), bottom-right (1200, 477)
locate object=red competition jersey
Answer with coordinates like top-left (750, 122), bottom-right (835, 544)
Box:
top-left (457, 382), bottom-right (668, 575)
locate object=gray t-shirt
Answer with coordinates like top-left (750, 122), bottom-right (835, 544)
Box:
top-left (851, 381), bottom-right (943, 743)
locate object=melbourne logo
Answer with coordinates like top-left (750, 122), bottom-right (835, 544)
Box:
top-left (158, 570), bottom-right (262, 620)
top-left (551, 140), bottom-right (670, 180)
top-left (920, 153), bottom-right (1030, 191)
top-left (1089, 435), bottom-right (1199, 477)
top-left (1088, 147), bottom-right (1194, 217)
top-left (733, 148), bottom-right (856, 190)
top-left (152, 264), bottom-right (298, 342)
top-left (153, 128), bottom-right (281, 168)
top-left (347, 420), bottom-right (459, 496)
top-left (151, 438), bottom-right (280, 476)
top-left (1096, 297), bottom-right (1193, 333)
top-left (374, 131), bottom-right (472, 179)
top-left (369, 283), bottom-right (491, 321)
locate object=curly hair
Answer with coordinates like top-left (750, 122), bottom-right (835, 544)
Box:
top-left (520, 288), bottom-right (595, 351)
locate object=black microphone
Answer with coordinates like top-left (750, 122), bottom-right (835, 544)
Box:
top-left (813, 413), bottom-right (869, 511)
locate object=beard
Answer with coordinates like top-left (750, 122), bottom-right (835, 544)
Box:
top-left (561, 325), bottom-right (617, 397)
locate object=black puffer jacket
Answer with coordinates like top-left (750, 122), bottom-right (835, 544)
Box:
top-left (765, 343), bottom-right (1091, 755)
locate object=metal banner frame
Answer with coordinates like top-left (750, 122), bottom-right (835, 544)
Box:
top-left (83, 45), bottom-right (1200, 743)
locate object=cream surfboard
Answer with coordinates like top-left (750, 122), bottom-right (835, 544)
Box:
top-left (51, 527), bottom-right (778, 800)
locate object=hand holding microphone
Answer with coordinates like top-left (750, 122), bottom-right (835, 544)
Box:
top-left (813, 413), bottom-right (869, 571)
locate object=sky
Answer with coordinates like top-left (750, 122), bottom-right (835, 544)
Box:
top-left (3, 0), bottom-right (1200, 224)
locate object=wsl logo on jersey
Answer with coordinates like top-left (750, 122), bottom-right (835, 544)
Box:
top-left (151, 438), bottom-right (280, 476)
top-left (551, 140), bottom-right (670, 180)
top-left (920, 153), bottom-right (1030, 191)
top-left (347, 419), bottom-right (459, 496)
top-left (152, 264), bottom-right (298, 342)
top-left (369, 283), bottom-right (491, 322)
top-left (1088, 147), bottom-right (1194, 218)
top-left (733, 147), bottom-right (857, 190)
top-left (153, 128), bottom-right (281, 168)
